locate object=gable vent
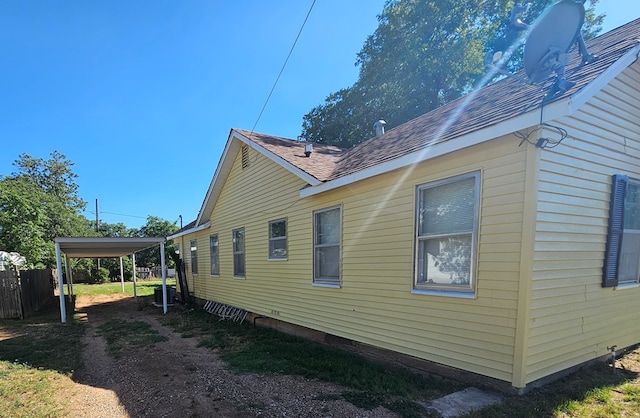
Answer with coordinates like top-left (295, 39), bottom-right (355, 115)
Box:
top-left (241, 145), bottom-right (249, 169)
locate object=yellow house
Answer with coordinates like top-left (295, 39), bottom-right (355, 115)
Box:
top-left (169, 19), bottom-right (640, 393)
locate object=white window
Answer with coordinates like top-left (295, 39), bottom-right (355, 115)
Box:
top-left (415, 172), bottom-right (480, 294)
top-left (268, 219), bottom-right (287, 260)
top-left (190, 239), bottom-right (198, 275)
top-left (210, 234), bottom-right (220, 276)
top-left (232, 228), bottom-right (245, 277)
top-left (313, 206), bottom-right (341, 286)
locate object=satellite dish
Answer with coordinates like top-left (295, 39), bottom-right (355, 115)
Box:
top-left (485, 0), bottom-right (597, 100)
top-left (524, 0), bottom-right (585, 84)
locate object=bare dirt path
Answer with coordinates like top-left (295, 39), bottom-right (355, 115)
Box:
top-left (64, 294), bottom-right (397, 417)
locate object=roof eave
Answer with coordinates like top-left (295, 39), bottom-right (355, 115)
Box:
top-left (166, 221), bottom-right (211, 240)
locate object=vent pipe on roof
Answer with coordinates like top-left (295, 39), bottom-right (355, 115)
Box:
top-left (373, 120), bottom-right (386, 137)
top-left (304, 143), bottom-right (313, 157)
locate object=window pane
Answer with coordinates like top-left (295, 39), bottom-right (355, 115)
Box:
top-left (269, 238), bottom-right (287, 259)
top-left (269, 220), bottom-right (287, 259)
top-left (210, 235), bottom-right (219, 276)
top-left (625, 182), bottom-right (640, 230)
top-left (619, 231), bottom-right (640, 284)
top-left (233, 228), bottom-right (245, 277)
top-left (315, 245), bottom-right (340, 279)
top-left (233, 229), bottom-right (244, 252)
top-left (417, 235), bottom-right (472, 286)
top-left (234, 253), bottom-right (245, 276)
top-left (316, 208), bottom-right (340, 245)
top-left (419, 176), bottom-right (476, 236)
top-left (270, 220), bottom-right (286, 238)
top-left (190, 239), bottom-right (198, 275)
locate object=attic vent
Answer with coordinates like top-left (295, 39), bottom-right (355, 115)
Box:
top-left (241, 145), bottom-right (249, 169)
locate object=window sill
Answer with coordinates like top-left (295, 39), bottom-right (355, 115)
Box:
top-left (267, 258), bottom-right (288, 262)
top-left (233, 276), bottom-right (246, 280)
top-left (210, 274), bottom-right (220, 278)
top-left (411, 288), bottom-right (476, 299)
top-left (312, 281), bottom-right (341, 289)
top-left (615, 282), bottom-right (640, 290)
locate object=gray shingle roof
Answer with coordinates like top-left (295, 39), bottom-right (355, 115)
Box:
top-left (242, 18), bottom-right (640, 183)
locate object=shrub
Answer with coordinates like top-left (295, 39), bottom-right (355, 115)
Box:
top-left (90, 267), bottom-right (110, 284)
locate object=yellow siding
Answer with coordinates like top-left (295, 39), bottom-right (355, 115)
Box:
top-left (527, 61), bottom-right (640, 384)
top-left (180, 134), bottom-right (529, 384)
top-left (176, 61), bottom-right (640, 389)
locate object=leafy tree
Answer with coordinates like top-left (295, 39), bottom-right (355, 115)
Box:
top-left (134, 216), bottom-right (178, 268)
top-left (0, 152), bottom-right (91, 267)
top-left (301, 0), bottom-right (603, 148)
top-left (0, 177), bottom-right (50, 266)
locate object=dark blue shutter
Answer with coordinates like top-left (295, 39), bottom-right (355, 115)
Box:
top-left (603, 174), bottom-right (628, 287)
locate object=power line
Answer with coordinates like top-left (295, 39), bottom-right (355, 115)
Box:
top-left (86, 210), bottom-right (148, 220)
top-left (251, 0), bottom-right (316, 133)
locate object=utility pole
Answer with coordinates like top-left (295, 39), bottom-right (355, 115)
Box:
top-left (96, 199), bottom-right (100, 270)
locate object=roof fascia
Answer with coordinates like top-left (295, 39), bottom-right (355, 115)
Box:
top-left (196, 130), bottom-right (321, 225)
top-left (166, 221), bottom-right (211, 240)
top-left (54, 237), bottom-right (166, 244)
top-left (568, 44), bottom-right (640, 112)
top-left (299, 106), bottom-right (550, 197)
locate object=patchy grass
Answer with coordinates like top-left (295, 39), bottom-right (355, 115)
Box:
top-left (96, 319), bottom-right (168, 358)
top-left (162, 307), bottom-right (640, 418)
top-left (5, 282), bottom-right (640, 418)
top-left (0, 305), bottom-right (83, 418)
top-left (455, 356), bottom-right (640, 418)
top-left (160, 308), bottom-right (463, 416)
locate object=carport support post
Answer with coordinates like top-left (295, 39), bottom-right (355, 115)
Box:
top-left (64, 255), bottom-right (73, 297)
top-left (160, 241), bottom-right (167, 314)
top-left (55, 242), bottom-right (66, 323)
top-left (132, 253), bottom-right (137, 298)
top-left (119, 256), bottom-right (125, 293)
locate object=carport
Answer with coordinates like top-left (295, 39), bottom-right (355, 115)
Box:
top-left (54, 237), bottom-right (168, 323)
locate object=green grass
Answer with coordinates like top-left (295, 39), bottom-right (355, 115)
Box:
top-left (463, 362), bottom-right (640, 418)
top-left (72, 278), bottom-right (176, 298)
top-left (96, 319), bottom-right (168, 358)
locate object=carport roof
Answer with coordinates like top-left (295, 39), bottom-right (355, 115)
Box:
top-left (54, 237), bottom-right (166, 258)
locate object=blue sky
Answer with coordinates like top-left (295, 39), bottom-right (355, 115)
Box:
top-left (0, 1), bottom-right (636, 230)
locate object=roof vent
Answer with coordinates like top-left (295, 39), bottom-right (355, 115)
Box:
top-left (373, 120), bottom-right (386, 137)
top-left (304, 143), bottom-right (313, 157)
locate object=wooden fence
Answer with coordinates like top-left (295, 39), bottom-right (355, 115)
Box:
top-left (0, 269), bottom-right (54, 319)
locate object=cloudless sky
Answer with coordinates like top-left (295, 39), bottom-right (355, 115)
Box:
top-left (0, 0), bottom-right (637, 230)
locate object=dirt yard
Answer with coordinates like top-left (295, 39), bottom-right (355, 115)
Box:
top-left (64, 294), bottom-right (399, 417)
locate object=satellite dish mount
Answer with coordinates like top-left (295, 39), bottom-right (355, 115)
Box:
top-left (487, 0), bottom-right (596, 100)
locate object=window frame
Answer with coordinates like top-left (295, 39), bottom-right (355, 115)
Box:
top-left (603, 174), bottom-right (640, 288)
top-left (413, 171), bottom-right (480, 295)
top-left (190, 239), bottom-right (198, 275)
top-left (268, 218), bottom-right (288, 261)
top-left (313, 205), bottom-right (342, 287)
top-left (209, 234), bottom-right (220, 276)
top-left (232, 227), bottom-right (245, 278)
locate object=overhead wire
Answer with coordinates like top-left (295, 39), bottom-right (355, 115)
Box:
top-left (250, 0), bottom-right (317, 133)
